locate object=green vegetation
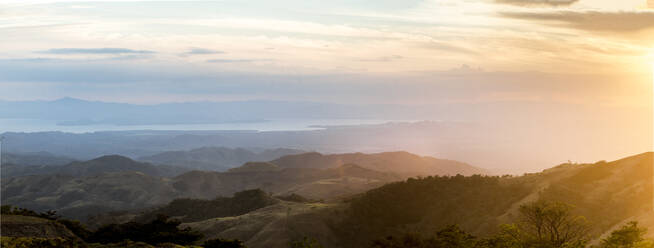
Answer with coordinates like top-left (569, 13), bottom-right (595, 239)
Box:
top-left (1, 205), bottom-right (60, 220)
top-left (335, 175), bottom-right (532, 246)
top-left (135, 189), bottom-right (278, 223)
top-left (600, 222), bottom-right (654, 248)
top-left (276, 193), bottom-right (312, 203)
top-left (88, 215), bottom-right (203, 245)
top-left (202, 238), bottom-right (247, 248)
top-left (1, 206), bottom-right (249, 247)
top-left (290, 237), bottom-right (324, 248)
top-left (1, 236), bottom-right (85, 248)
top-left (371, 225), bottom-right (478, 248)
top-left (497, 200), bottom-right (590, 247)
top-left (1, 152), bottom-right (651, 247)
top-left (332, 153), bottom-right (653, 248)
top-left (537, 158), bottom-right (653, 235)
top-left (367, 202), bottom-right (653, 248)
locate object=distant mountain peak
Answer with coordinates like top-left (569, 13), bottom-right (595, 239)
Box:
top-left (90, 155), bottom-right (135, 164)
top-left (228, 162), bottom-right (281, 173)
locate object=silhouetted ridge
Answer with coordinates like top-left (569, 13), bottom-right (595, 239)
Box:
top-left (228, 162), bottom-right (281, 173)
top-left (87, 155), bottom-right (135, 164)
top-left (138, 147), bottom-right (305, 171)
top-left (271, 151), bottom-right (486, 177)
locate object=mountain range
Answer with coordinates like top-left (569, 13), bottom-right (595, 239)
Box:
top-left (185, 152), bottom-right (654, 247)
top-left (1, 151), bottom-right (484, 220)
top-left (1, 152), bottom-right (76, 166)
top-left (138, 147), bottom-right (306, 171)
top-left (2, 155), bottom-right (188, 178)
top-left (0, 151), bottom-right (651, 248)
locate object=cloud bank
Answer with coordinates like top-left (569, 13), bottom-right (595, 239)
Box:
top-left (184, 48), bottom-right (224, 55)
top-left (39, 48), bottom-right (155, 54)
top-left (494, 0), bottom-right (578, 7)
top-left (500, 11), bottom-right (654, 32)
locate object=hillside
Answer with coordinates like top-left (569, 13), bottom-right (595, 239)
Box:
top-left (138, 147), bottom-right (306, 171)
top-left (59, 155), bottom-right (188, 177)
top-left (227, 162), bottom-right (281, 173)
top-left (171, 163), bottom-right (401, 200)
top-left (1, 215), bottom-right (84, 247)
top-left (1, 152), bottom-right (76, 166)
top-left (271, 151), bottom-right (487, 177)
top-left (135, 189), bottom-right (279, 223)
top-left (2, 155), bottom-right (188, 178)
top-left (3, 152), bottom-right (432, 220)
top-left (183, 201), bottom-right (344, 248)
top-left (6, 151), bottom-right (649, 248)
top-left (4, 151), bottom-right (646, 248)
top-left (175, 152), bottom-right (652, 248)
top-left (331, 152), bottom-right (653, 247)
top-left (1, 172), bottom-right (181, 220)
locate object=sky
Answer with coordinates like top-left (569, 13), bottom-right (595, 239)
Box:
top-left (0, 0), bottom-right (652, 104)
top-left (0, 0), bottom-right (653, 170)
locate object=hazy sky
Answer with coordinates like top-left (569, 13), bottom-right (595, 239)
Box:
top-left (1, 0), bottom-right (652, 105)
top-left (0, 0), bottom-right (653, 170)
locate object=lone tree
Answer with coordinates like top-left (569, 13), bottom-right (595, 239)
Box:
top-left (499, 200), bottom-right (590, 248)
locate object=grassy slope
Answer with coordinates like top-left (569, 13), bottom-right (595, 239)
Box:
top-left (183, 201), bottom-right (344, 248)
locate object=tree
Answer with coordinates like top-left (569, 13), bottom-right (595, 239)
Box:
top-left (494, 201), bottom-right (589, 248)
top-left (370, 225), bottom-right (479, 248)
top-left (428, 225), bottom-right (479, 248)
top-left (88, 214), bottom-right (203, 245)
top-left (371, 233), bottom-right (428, 248)
top-left (290, 237), bottom-right (324, 248)
top-left (600, 222), bottom-right (654, 248)
top-left (203, 238), bottom-right (247, 248)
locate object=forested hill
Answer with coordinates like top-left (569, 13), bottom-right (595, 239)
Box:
top-left (331, 152), bottom-right (653, 247)
top-left (2, 155), bottom-right (188, 178)
top-left (271, 151), bottom-right (487, 177)
top-left (138, 147), bottom-right (306, 171)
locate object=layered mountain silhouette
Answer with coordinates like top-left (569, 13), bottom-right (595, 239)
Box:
top-left (1, 152), bottom-right (651, 248)
top-left (1, 152), bottom-right (76, 167)
top-left (3, 150), bottom-right (481, 220)
top-left (271, 151), bottom-right (487, 177)
top-left (2, 155), bottom-right (188, 178)
top-left (150, 152), bottom-right (654, 248)
top-left (138, 147), bottom-right (306, 171)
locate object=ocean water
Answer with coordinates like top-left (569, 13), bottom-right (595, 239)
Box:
top-left (0, 118), bottom-right (415, 133)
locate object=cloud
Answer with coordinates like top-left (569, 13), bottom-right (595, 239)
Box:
top-left (420, 42), bottom-right (478, 55)
top-left (184, 48), bottom-right (224, 55)
top-left (206, 59), bottom-right (272, 63)
top-left (357, 55), bottom-right (403, 62)
top-left (494, 0), bottom-right (578, 6)
top-left (500, 11), bottom-right (654, 32)
top-left (38, 48), bottom-right (155, 54)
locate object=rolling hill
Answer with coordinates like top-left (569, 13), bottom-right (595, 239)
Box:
top-left (2, 155), bottom-right (188, 178)
top-left (1, 152), bottom-right (76, 166)
top-left (271, 151), bottom-right (487, 177)
top-left (332, 152), bottom-right (653, 247)
top-left (5, 151), bottom-right (452, 220)
top-left (167, 152), bottom-right (653, 248)
top-left (138, 147), bottom-right (306, 171)
top-left (2, 151), bottom-right (650, 248)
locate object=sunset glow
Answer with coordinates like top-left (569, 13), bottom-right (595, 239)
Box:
top-left (1, 1), bottom-right (654, 246)
top-left (0, 0), bottom-right (653, 172)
